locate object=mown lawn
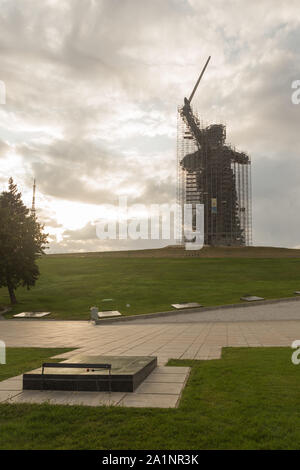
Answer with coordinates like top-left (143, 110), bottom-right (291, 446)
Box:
top-left (0, 347), bottom-right (299, 449)
top-left (1, 256), bottom-right (300, 319)
top-left (0, 348), bottom-right (74, 382)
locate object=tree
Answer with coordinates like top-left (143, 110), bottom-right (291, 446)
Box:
top-left (0, 178), bottom-right (48, 304)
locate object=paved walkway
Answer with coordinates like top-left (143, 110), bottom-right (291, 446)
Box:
top-left (1, 300), bottom-right (300, 407)
top-left (1, 300), bottom-right (300, 362)
top-left (114, 299), bottom-right (300, 324)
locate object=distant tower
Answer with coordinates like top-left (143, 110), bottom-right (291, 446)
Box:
top-left (31, 178), bottom-right (36, 217)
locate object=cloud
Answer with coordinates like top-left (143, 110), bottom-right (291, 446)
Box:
top-left (0, 0), bottom-right (299, 250)
top-left (63, 221), bottom-right (97, 241)
top-left (0, 139), bottom-right (10, 158)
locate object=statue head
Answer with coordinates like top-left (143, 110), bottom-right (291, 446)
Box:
top-left (205, 124), bottom-right (226, 147)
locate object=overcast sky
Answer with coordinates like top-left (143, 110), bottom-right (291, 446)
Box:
top-left (0, 0), bottom-right (299, 252)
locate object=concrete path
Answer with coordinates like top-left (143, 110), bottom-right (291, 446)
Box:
top-left (125, 299), bottom-right (300, 324)
top-left (1, 300), bottom-right (300, 407)
top-left (1, 311), bottom-right (300, 363)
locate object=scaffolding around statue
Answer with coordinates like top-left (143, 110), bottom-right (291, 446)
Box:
top-left (176, 58), bottom-right (252, 246)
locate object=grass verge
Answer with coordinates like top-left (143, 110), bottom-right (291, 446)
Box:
top-left (0, 347), bottom-right (299, 449)
top-left (0, 348), bottom-right (74, 382)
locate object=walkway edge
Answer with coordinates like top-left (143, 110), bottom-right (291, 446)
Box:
top-left (95, 296), bottom-right (300, 324)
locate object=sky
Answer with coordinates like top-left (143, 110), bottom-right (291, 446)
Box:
top-left (0, 0), bottom-right (299, 252)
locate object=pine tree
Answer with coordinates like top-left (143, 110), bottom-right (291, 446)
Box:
top-left (0, 178), bottom-right (48, 304)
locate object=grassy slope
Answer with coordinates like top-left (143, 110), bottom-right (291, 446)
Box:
top-left (48, 245), bottom-right (300, 258)
top-left (0, 348), bottom-right (74, 382)
top-left (0, 347), bottom-right (299, 449)
top-left (1, 255), bottom-right (300, 319)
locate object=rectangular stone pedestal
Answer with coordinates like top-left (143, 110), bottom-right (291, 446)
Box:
top-left (23, 356), bottom-right (157, 393)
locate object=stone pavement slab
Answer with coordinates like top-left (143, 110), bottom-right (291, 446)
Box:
top-left (144, 373), bottom-right (187, 383)
top-left (10, 390), bottom-right (54, 404)
top-left (135, 381), bottom-right (184, 395)
top-left (0, 390), bottom-right (22, 403)
top-left (119, 393), bottom-right (179, 408)
top-left (49, 391), bottom-right (126, 406)
top-left (6, 366), bottom-right (190, 408)
top-left (0, 377), bottom-right (23, 391)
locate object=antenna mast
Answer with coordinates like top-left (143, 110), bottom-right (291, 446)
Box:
top-left (31, 178), bottom-right (36, 217)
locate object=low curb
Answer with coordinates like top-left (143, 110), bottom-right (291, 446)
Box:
top-left (95, 295), bottom-right (300, 325)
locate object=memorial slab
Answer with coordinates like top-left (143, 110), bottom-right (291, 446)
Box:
top-left (23, 355), bottom-right (157, 393)
top-left (240, 296), bottom-right (264, 302)
top-left (98, 310), bottom-right (122, 318)
top-left (13, 312), bottom-right (51, 318)
top-left (171, 302), bottom-right (202, 309)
